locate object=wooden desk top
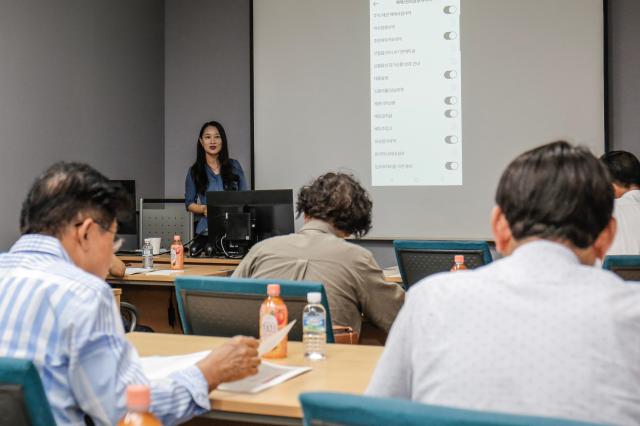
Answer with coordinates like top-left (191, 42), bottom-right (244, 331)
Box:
top-left (108, 263), bottom-right (234, 284)
top-left (127, 332), bottom-right (383, 419)
top-left (118, 254), bottom-right (241, 266)
top-left (118, 256), bottom-right (402, 284)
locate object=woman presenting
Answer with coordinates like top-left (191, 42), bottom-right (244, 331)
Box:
top-left (185, 121), bottom-right (247, 235)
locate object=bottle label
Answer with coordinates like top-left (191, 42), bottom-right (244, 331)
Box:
top-left (261, 314), bottom-right (278, 337)
top-left (171, 244), bottom-right (183, 269)
top-left (303, 315), bottom-right (326, 333)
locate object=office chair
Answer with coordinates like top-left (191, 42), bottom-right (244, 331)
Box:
top-left (120, 302), bottom-right (138, 333)
top-left (0, 358), bottom-right (56, 426)
top-left (299, 392), bottom-right (603, 426)
top-left (602, 255), bottom-right (640, 281)
top-left (174, 276), bottom-right (335, 343)
top-left (138, 198), bottom-right (194, 250)
top-left (394, 240), bottom-right (493, 289)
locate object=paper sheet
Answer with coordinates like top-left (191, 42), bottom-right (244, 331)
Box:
top-left (145, 269), bottom-right (184, 276)
top-left (140, 350), bottom-right (310, 394)
top-left (258, 320), bottom-right (296, 356)
top-left (217, 362), bottom-right (310, 394)
top-left (139, 320), bottom-right (306, 393)
top-left (125, 267), bottom-right (155, 275)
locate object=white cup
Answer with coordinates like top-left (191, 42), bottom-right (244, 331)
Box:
top-left (149, 237), bottom-right (162, 255)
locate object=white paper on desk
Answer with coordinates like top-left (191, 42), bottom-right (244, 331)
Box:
top-left (125, 267), bottom-right (156, 275)
top-left (145, 269), bottom-right (183, 276)
top-left (218, 361), bottom-right (311, 394)
top-left (258, 320), bottom-right (296, 356)
top-left (141, 350), bottom-right (210, 381)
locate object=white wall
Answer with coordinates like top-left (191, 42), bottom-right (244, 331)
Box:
top-left (164, 0), bottom-right (252, 198)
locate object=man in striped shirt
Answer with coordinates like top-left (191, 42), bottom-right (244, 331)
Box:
top-left (0, 162), bottom-right (260, 425)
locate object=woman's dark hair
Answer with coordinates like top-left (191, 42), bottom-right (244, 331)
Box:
top-left (495, 141), bottom-right (613, 249)
top-left (600, 150), bottom-right (640, 187)
top-left (296, 172), bottom-right (373, 238)
top-left (20, 162), bottom-right (131, 237)
top-left (190, 121), bottom-right (240, 194)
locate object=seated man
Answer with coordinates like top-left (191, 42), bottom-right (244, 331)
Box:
top-left (0, 162), bottom-right (260, 425)
top-left (233, 172), bottom-right (404, 337)
top-left (601, 150), bottom-right (640, 255)
top-left (367, 142), bottom-right (640, 424)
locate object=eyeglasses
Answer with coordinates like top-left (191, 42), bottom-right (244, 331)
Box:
top-left (75, 219), bottom-right (124, 253)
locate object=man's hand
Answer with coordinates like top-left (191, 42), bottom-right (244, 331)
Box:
top-left (196, 336), bottom-right (260, 391)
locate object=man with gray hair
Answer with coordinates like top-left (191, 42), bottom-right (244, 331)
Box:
top-left (0, 162), bottom-right (260, 425)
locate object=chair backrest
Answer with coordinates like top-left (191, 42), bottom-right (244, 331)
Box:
top-left (175, 276), bottom-right (335, 343)
top-left (139, 198), bottom-right (194, 249)
top-left (0, 358), bottom-right (56, 426)
top-left (394, 240), bottom-right (493, 288)
top-left (603, 255), bottom-right (640, 281)
top-left (299, 392), bottom-right (603, 426)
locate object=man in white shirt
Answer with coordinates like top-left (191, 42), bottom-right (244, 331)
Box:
top-left (367, 141), bottom-right (640, 425)
top-left (601, 150), bottom-right (640, 255)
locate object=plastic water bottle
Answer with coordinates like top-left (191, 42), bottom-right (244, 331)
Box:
top-left (142, 239), bottom-right (153, 270)
top-left (303, 292), bottom-right (326, 360)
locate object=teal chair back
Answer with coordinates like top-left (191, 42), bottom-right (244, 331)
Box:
top-left (603, 255), bottom-right (640, 281)
top-left (299, 392), bottom-right (603, 426)
top-left (0, 357), bottom-right (56, 426)
top-left (175, 276), bottom-right (335, 343)
top-left (394, 240), bottom-right (493, 288)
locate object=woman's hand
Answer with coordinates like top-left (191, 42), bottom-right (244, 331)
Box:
top-left (202, 205), bottom-right (208, 217)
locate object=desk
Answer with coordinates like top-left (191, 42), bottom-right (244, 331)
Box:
top-left (117, 254), bottom-right (401, 284)
top-left (108, 264), bottom-right (235, 287)
top-left (118, 254), bottom-right (241, 266)
top-left (128, 332), bottom-right (383, 425)
top-left (108, 264), bottom-right (234, 332)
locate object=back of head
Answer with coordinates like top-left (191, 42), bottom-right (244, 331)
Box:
top-left (296, 172), bottom-right (373, 238)
top-left (600, 150), bottom-right (640, 188)
top-left (495, 141), bottom-right (613, 249)
top-left (20, 162), bottom-right (131, 237)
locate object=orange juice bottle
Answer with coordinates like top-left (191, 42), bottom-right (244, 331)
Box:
top-left (260, 284), bottom-right (288, 358)
top-left (117, 385), bottom-right (162, 426)
top-left (451, 255), bottom-right (468, 272)
top-left (170, 235), bottom-right (184, 270)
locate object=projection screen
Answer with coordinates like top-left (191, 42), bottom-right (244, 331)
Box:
top-left (253, 0), bottom-right (604, 239)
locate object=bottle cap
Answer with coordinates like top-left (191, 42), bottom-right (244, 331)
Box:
top-left (267, 284), bottom-right (280, 296)
top-left (307, 292), bottom-right (321, 304)
top-left (454, 255), bottom-right (464, 263)
top-left (144, 238), bottom-right (150, 243)
top-left (173, 235), bottom-right (181, 241)
top-left (126, 384), bottom-right (150, 409)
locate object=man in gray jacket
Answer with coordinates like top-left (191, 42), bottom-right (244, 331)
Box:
top-left (233, 172), bottom-right (404, 337)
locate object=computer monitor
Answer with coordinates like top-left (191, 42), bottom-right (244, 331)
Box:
top-left (206, 190), bottom-right (294, 257)
top-left (110, 179), bottom-right (138, 250)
